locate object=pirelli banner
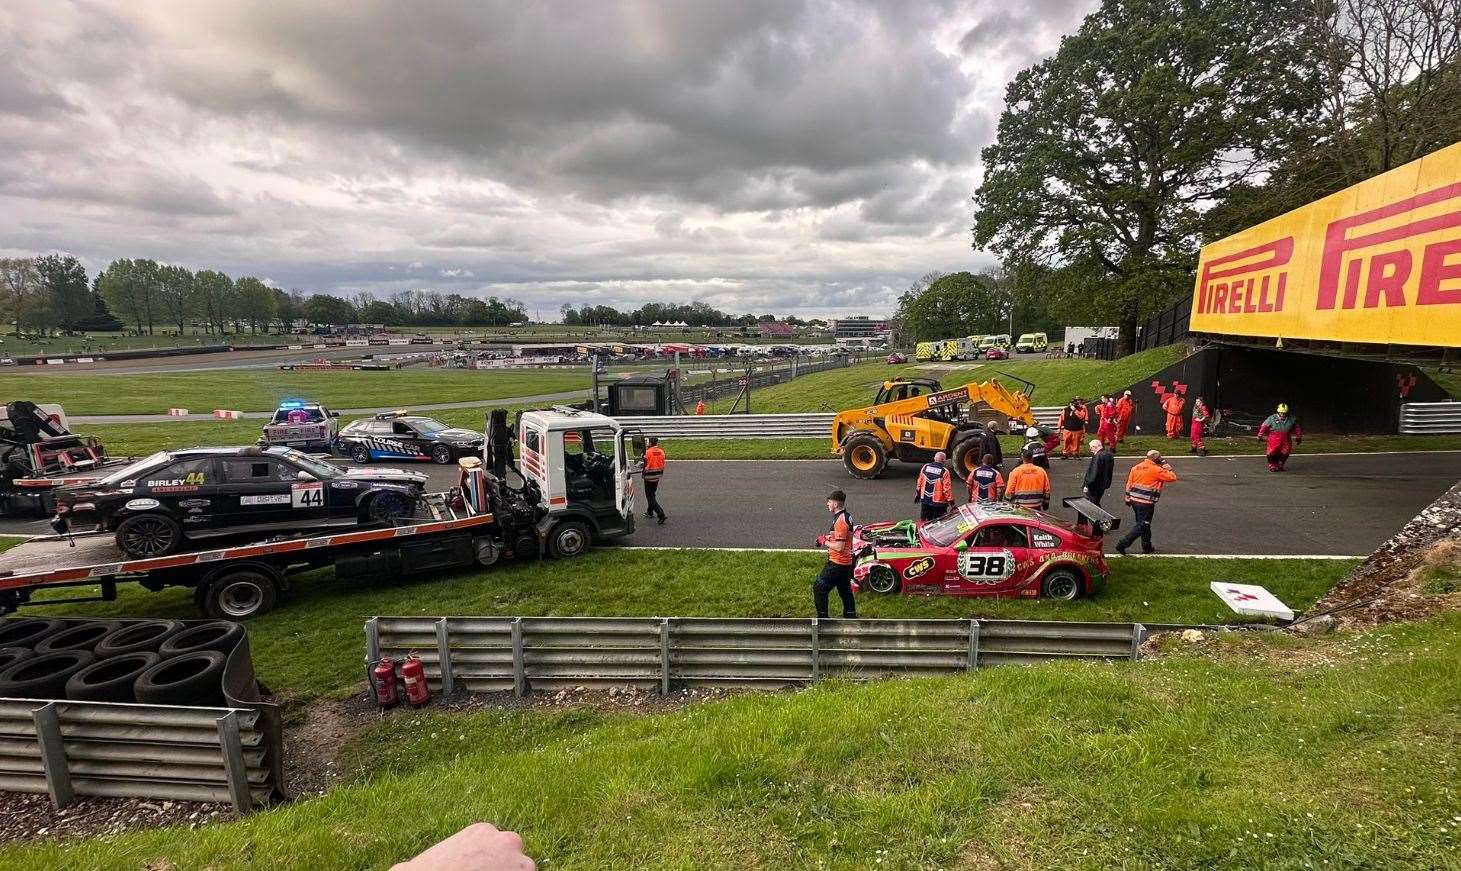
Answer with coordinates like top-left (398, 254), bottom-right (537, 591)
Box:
top-left (1191, 141), bottom-right (1461, 348)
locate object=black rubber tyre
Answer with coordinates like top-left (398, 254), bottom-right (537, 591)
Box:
top-left (201, 570), bottom-right (278, 620)
top-left (94, 620), bottom-right (185, 657)
top-left (366, 492), bottom-right (413, 523)
top-left (0, 617), bottom-right (65, 650)
top-left (1041, 568), bottom-right (1085, 601)
top-left (350, 443), bottom-right (371, 464)
top-left (0, 650), bottom-right (95, 699)
top-left (65, 652), bottom-right (160, 702)
top-left (133, 651), bottom-right (227, 706)
top-left (951, 436), bottom-right (982, 478)
top-left (34, 621), bottom-right (117, 655)
top-left (547, 520), bottom-right (591, 558)
top-left (0, 647), bottom-right (34, 671)
top-left (842, 434), bottom-right (888, 479)
top-left (115, 513), bottom-right (183, 558)
top-left (865, 565), bottom-right (901, 594)
top-left (431, 444), bottom-right (453, 464)
top-left (157, 621), bottom-right (246, 658)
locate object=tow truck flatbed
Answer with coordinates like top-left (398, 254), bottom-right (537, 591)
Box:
top-left (0, 492), bottom-right (505, 619)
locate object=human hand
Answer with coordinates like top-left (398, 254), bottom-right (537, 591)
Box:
top-left (393, 823), bottom-right (535, 871)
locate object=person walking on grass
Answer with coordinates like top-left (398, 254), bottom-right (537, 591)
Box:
top-left (813, 490), bottom-right (857, 619)
top-left (641, 437), bottom-right (666, 525)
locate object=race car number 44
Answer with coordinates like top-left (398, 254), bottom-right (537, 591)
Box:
top-left (958, 548), bottom-right (1016, 584)
top-left (291, 481), bottom-right (324, 508)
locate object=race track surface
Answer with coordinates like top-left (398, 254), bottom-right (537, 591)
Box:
top-left (6, 452), bottom-right (1458, 556)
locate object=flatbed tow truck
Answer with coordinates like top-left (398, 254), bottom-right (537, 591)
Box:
top-left (0, 408), bottom-right (642, 619)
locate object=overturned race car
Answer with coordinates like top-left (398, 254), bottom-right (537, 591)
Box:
top-left (851, 499), bottom-right (1116, 601)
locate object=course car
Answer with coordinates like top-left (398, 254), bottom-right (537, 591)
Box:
top-left (55, 446), bottom-right (427, 558)
top-left (259, 400), bottom-right (339, 451)
top-left (335, 411), bottom-right (485, 464)
top-left (850, 500), bottom-right (1115, 601)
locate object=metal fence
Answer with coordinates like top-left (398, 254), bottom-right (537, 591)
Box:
top-left (1135, 296), bottom-right (1192, 353)
top-left (681, 356), bottom-right (855, 406)
top-left (367, 616), bottom-right (1145, 694)
top-left (0, 699), bottom-right (272, 810)
top-left (616, 408), bottom-right (1063, 439)
top-left (1399, 401), bottom-right (1461, 434)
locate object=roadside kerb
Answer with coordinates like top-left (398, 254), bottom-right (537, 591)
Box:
top-left (367, 616), bottom-right (1144, 694)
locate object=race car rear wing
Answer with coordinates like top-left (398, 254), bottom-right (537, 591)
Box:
top-left (1062, 496), bottom-right (1120, 535)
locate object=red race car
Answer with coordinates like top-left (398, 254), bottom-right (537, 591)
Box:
top-left (851, 500), bottom-right (1116, 601)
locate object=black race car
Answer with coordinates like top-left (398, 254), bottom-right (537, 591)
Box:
top-left (55, 446), bottom-right (428, 558)
top-left (335, 412), bottom-right (485, 464)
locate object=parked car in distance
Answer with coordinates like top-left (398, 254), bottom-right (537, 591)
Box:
top-left (1015, 332), bottom-right (1049, 353)
top-left (886, 352), bottom-right (907, 364)
top-left (984, 346), bottom-right (1009, 360)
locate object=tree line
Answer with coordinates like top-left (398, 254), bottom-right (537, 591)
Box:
top-left (560, 301), bottom-right (825, 328)
top-left (896, 0), bottom-right (1458, 353)
top-left (0, 255), bottom-right (531, 336)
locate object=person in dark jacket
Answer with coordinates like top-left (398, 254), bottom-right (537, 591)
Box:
top-left (1082, 438), bottom-right (1114, 506)
top-left (977, 420), bottom-right (1004, 470)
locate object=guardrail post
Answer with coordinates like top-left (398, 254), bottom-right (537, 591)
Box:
top-left (436, 618), bottom-right (454, 695)
top-left (32, 702), bottom-right (73, 809)
top-left (511, 617), bottom-right (526, 697)
top-left (967, 619), bottom-right (980, 671)
top-left (365, 617), bottom-right (380, 665)
top-left (810, 618), bottom-right (820, 683)
top-left (1130, 623), bottom-right (1145, 661)
top-left (215, 710), bottom-right (253, 813)
top-left (659, 617), bottom-right (671, 694)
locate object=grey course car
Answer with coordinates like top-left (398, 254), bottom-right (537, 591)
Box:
top-left (55, 446), bottom-right (427, 558)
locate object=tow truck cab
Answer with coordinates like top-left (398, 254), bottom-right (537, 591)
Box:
top-left (516, 407), bottom-right (642, 557)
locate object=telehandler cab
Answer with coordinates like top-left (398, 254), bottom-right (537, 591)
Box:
top-left (831, 376), bottom-right (1037, 479)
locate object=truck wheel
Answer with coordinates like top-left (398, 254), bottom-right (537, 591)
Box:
top-left (201, 570), bottom-right (278, 620)
top-left (547, 520), bottom-right (591, 558)
top-left (1041, 568), bottom-right (1084, 601)
top-left (431, 445), bottom-right (454, 464)
top-left (350, 444), bottom-right (371, 464)
top-left (65, 652), bottom-right (159, 703)
top-left (951, 437), bottom-right (981, 477)
top-left (866, 565), bottom-right (900, 594)
top-left (115, 513), bottom-right (182, 558)
top-left (842, 434), bottom-right (887, 479)
top-left (134, 651), bottom-right (227, 706)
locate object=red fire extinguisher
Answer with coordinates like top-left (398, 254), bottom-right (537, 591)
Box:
top-left (371, 656), bottom-right (399, 709)
top-left (401, 652), bottom-right (431, 708)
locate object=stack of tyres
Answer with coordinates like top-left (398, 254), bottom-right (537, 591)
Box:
top-left (0, 617), bottom-right (245, 706)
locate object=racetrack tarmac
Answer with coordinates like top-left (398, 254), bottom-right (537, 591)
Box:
top-left (6, 452), bottom-right (1458, 556)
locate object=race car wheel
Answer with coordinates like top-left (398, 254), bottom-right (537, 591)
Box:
top-left (431, 444), bottom-right (454, 464)
top-left (842, 435), bottom-right (887, 479)
top-left (367, 492), bottom-right (413, 523)
top-left (866, 565), bottom-right (901, 594)
top-left (115, 513), bottom-right (182, 558)
top-left (202, 569), bottom-right (278, 620)
top-left (1041, 568), bottom-right (1084, 601)
top-left (547, 520), bottom-right (591, 558)
top-left (350, 443), bottom-right (371, 464)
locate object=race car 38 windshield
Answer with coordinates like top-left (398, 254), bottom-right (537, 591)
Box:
top-left (920, 512), bottom-right (974, 548)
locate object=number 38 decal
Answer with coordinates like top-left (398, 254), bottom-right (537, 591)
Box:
top-left (958, 548), bottom-right (1015, 584)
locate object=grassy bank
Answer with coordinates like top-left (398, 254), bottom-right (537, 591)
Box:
top-left (23, 550), bottom-right (1352, 703)
top-left (2, 369), bottom-right (587, 415)
top-left (6, 609), bottom-right (1455, 869)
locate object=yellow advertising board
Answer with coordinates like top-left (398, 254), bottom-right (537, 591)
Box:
top-left (1190, 141), bottom-right (1461, 348)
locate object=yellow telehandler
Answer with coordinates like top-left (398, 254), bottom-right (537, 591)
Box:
top-left (830, 376), bottom-right (1037, 479)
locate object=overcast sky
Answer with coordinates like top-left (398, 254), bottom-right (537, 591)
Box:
top-left (2, 0), bottom-right (1093, 320)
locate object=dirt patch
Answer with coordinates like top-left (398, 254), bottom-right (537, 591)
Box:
top-left (282, 695), bottom-right (380, 799)
top-left (0, 790), bottom-right (232, 847)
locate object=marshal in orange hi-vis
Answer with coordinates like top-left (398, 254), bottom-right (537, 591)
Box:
top-left (1190, 141), bottom-right (1461, 348)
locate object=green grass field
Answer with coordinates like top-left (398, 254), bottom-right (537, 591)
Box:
top-left (5, 608), bottom-right (1455, 870)
top-left (0, 331), bottom-right (289, 356)
top-left (23, 550), bottom-right (1353, 704)
top-left (707, 345), bottom-right (1188, 413)
top-left (2, 369), bottom-right (588, 415)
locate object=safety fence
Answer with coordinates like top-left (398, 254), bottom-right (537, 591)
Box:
top-left (681, 356), bottom-right (856, 406)
top-left (366, 616), bottom-right (1145, 694)
top-left (617, 408), bottom-right (1063, 439)
top-left (0, 699), bottom-right (272, 811)
top-left (1399, 401), bottom-right (1461, 434)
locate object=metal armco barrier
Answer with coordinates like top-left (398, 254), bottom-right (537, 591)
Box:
top-left (617, 407), bottom-right (1062, 439)
top-left (1399, 401), bottom-right (1461, 434)
top-left (0, 699), bottom-right (272, 810)
top-left (367, 616), bottom-right (1145, 694)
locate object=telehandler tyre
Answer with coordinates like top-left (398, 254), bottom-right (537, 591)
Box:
top-left (842, 434), bottom-right (888, 479)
